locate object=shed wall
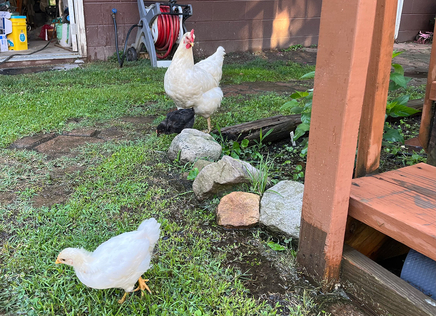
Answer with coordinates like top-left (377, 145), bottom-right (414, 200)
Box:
top-left (83, 0), bottom-right (321, 61)
top-left (83, 0), bottom-right (436, 61)
top-left (397, 0), bottom-right (436, 42)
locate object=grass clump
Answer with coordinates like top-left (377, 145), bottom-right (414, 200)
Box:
top-left (223, 59), bottom-right (315, 85)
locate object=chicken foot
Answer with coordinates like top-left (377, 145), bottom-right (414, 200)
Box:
top-left (134, 277), bottom-right (152, 295)
top-left (118, 292), bottom-right (129, 304)
top-left (117, 277), bottom-right (151, 304)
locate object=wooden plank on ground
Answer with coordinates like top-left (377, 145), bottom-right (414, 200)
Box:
top-left (342, 245), bottom-right (436, 316)
top-left (349, 163), bottom-right (436, 261)
top-left (297, 0), bottom-right (377, 286)
top-left (355, 0), bottom-right (398, 178)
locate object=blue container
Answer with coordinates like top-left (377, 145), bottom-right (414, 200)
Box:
top-left (401, 249), bottom-right (436, 299)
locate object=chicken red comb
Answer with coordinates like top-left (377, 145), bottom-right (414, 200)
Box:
top-left (190, 29), bottom-right (195, 42)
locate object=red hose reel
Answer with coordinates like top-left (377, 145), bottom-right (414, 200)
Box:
top-left (154, 6), bottom-right (180, 59)
top-left (132, 1), bottom-right (192, 67)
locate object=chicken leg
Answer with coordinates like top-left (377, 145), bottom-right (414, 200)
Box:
top-left (117, 277), bottom-right (151, 304)
top-left (207, 117), bottom-right (212, 133)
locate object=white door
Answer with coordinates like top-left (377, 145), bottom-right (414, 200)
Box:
top-left (395, 0), bottom-right (404, 40)
top-left (67, 0), bottom-right (87, 56)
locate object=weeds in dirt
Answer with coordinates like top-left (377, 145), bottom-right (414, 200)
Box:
top-left (246, 155), bottom-right (273, 196)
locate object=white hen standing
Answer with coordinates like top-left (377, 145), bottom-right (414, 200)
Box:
top-left (164, 29), bottom-right (225, 133)
top-left (55, 218), bottom-right (161, 304)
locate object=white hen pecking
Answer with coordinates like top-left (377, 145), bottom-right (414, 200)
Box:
top-left (164, 29), bottom-right (225, 133)
top-left (55, 218), bottom-right (161, 304)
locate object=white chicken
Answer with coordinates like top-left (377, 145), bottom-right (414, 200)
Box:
top-left (55, 218), bottom-right (161, 304)
top-left (164, 29), bottom-right (225, 133)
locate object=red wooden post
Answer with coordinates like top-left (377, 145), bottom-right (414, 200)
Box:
top-left (297, 0), bottom-right (377, 286)
top-left (355, 0), bottom-right (398, 177)
top-left (419, 23), bottom-right (436, 165)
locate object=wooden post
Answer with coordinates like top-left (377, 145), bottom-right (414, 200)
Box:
top-left (297, 0), bottom-right (377, 286)
top-left (419, 23), bottom-right (436, 166)
top-left (354, 0), bottom-right (398, 177)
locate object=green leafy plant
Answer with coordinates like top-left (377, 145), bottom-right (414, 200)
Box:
top-left (253, 128), bottom-right (274, 158)
top-left (284, 44), bottom-right (303, 52)
top-left (267, 241), bottom-right (286, 251)
top-left (187, 167), bottom-right (199, 180)
top-left (293, 164), bottom-right (305, 181)
top-left (383, 52), bottom-right (420, 144)
top-left (215, 125), bottom-right (274, 161)
top-left (300, 71), bottom-right (315, 79)
top-left (389, 51), bottom-right (412, 91)
top-left (230, 138), bottom-right (250, 159)
top-left (280, 90), bottom-right (313, 157)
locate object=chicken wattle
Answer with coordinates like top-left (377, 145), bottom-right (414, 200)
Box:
top-left (164, 29), bottom-right (225, 133)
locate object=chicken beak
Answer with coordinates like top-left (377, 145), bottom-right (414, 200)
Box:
top-left (55, 258), bottom-right (61, 264)
top-left (190, 42), bottom-right (194, 47)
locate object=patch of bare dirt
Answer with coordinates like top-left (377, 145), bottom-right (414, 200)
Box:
top-left (30, 165), bottom-right (86, 208)
top-left (223, 48), bottom-right (318, 66)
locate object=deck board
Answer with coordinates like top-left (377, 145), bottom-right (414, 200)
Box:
top-left (349, 163), bottom-right (436, 261)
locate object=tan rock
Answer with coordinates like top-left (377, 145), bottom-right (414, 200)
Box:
top-left (217, 192), bottom-right (260, 229)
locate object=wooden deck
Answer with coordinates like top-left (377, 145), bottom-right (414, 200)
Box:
top-left (349, 163), bottom-right (436, 261)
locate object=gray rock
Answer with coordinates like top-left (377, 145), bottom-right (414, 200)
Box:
top-left (192, 155), bottom-right (260, 200)
top-left (168, 129), bottom-right (222, 163)
top-left (260, 180), bottom-right (304, 238)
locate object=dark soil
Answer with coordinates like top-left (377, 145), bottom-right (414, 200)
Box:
top-left (223, 48), bottom-right (318, 66)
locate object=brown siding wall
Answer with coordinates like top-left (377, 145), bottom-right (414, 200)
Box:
top-left (397, 0), bottom-right (436, 42)
top-left (83, 0), bottom-right (321, 61)
top-left (83, 0), bottom-right (436, 61)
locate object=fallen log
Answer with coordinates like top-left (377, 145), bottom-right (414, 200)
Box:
top-left (215, 99), bottom-right (422, 145)
top-left (215, 114), bottom-right (302, 144)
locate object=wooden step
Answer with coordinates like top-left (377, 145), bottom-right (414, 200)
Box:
top-left (349, 163), bottom-right (436, 261)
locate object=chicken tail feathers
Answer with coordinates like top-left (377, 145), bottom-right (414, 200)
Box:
top-left (138, 218), bottom-right (161, 247)
top-left (194, 46), bottom-right (226, 84)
